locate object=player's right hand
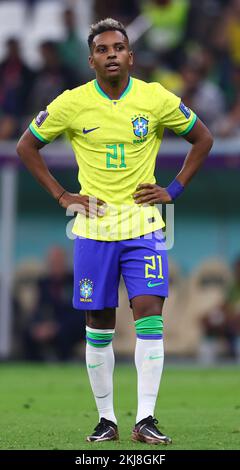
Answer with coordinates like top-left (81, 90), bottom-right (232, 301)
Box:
top-left (58, 192), bottom-right (107, 218)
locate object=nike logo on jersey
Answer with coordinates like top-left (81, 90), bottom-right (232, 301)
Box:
top-left (88, 362), bottom-right (104, 369)
top-left (147, 281), bottom-right (164, 288)
top-left (83, 127), bottom-right (100, 134)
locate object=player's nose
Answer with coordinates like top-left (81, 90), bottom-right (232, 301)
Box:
top-left (107, 50), bottom-right (117, 59)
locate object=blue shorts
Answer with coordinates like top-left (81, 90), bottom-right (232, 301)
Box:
top-left (73, 229), bottom-right (168, 310)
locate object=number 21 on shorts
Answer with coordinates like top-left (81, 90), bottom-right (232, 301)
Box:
top-left (144, 255), bottom-right (163, 279)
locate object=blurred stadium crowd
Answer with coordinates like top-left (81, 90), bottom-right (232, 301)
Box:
top-left (1, 0), bottom-right (240, 139)
top-left (12, 246), bottom-right (240, 362)
top-left (1, 0), bottom-right (240, 363)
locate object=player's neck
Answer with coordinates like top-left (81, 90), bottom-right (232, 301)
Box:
top-left (95, 75), bottom-right (130, 100)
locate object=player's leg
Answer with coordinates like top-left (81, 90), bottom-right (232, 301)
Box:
top-left (121, 229), bottom-right (172, 444)
top-left (133, 295), bottom-right (164, 425)
top-left (131, 295), bottom-right (171, 444)
top-left (73, 236), bottom-right (120, 442)
top-left (85, 308), bottom-right (119, 442)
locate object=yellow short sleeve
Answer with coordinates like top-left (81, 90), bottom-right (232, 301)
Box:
top-left (153, 83), bottom-right (197, 135)
top-left (29, 89), bottom-right (72, 143)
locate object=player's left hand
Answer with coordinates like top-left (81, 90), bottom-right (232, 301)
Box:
top-left (133, 183), bottom-right (172, 204)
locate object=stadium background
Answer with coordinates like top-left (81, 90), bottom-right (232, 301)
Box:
top-left (0, 0), bottom-right (240, 360)
top-left (0, 0), bottom-right (240, 451)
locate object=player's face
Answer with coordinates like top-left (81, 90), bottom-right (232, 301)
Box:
top-left (89, 30), bottom-right (133, 80)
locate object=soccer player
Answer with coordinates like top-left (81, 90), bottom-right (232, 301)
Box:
top-left (17, 18), bottom-right (213, 445)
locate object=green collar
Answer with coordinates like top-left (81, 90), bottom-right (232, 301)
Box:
top-left (94, 76), bottom-right (133, 100)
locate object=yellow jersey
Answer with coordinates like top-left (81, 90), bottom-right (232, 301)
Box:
top-left (29, 77), bottom-right (197, 241)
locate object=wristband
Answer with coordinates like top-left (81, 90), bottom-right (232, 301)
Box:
top-left (166, 179), bottom-right (184, 200)
top-left (57, 190), bottom-right (66, 203)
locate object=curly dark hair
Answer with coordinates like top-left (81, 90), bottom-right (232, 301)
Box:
top-left (88, 18), bottom-right (129, 50)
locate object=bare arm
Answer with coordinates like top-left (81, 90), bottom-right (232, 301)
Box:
top-left (176, 117), bottom-right (214, 186)
top-left (16, 129), bottom-right (106, 217)
top-left (17, 129), bottom-right (65, 200)
top-left (134, 118), bottom-right (213, 204)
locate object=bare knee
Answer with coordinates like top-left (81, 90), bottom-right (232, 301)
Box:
top-left (138, 304), bottom-right (162, 318)
top-left (132, 296), bottom-right (165, 320)
top-left (85, 308), bottom-right (116, 329)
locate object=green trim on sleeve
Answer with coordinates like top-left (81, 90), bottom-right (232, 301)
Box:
top-left (178, 113), bottom-right (197, 136)
top-left (29, 123), bottom-right (50, 143)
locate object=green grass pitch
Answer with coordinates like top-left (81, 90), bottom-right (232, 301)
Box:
top-left (0, 363), bottom-right (239, 450)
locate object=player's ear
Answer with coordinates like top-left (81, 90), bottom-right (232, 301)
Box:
top-left (129, 50), bottom-right (133, 66)
top-left (89, 55), bottom-right (95, 70)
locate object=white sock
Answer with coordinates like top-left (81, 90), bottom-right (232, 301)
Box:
top-left (86, 332), bottom-right (117, 424)
top-left (135, 338), bottom-right (164, 424)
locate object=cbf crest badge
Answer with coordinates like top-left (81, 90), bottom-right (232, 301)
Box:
top-left (132, 115), bottom-right (149, 138)
top-left (79, 278), bottom-right (93, 303)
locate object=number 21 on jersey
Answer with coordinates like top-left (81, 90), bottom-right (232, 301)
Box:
top-left (106, 144), bottom-right (126, 168)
